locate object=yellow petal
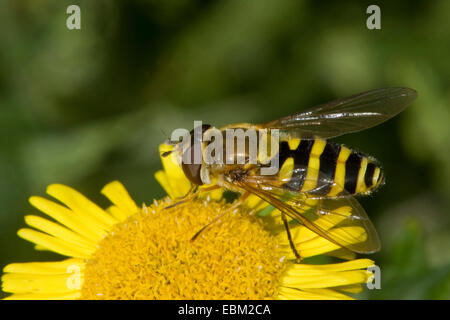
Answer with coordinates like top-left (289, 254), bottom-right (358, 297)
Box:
top-left (281, 270), bottom-right (370, 288)
top-left (279, 260), bottom-right (374, 294)
top-left (278, 233), bottom-right (340, 258)
top-left (154, 170), bottom-right (173, 198)
top-left (3, 259), bottom-right (85, 275)
top-left (335, 284), bottom-right (364, 294)
top-left (46, 184), bottom-right (117, 230)
top-left (243, 194), bottom-right (271, 213)
top-left (2, 273), bottom-right (83, 294)
top-left (101, 181), bottom-right (138, 218)
top-left (277, 226), bottom-right (367, 258)
top-left (326, 248), bottom-right (357, 260)
top-left (105, 205), bottom-right (128, 222)
top-left (17, 229), bottom-right (92, 258)
top-left (29, 196), bottom-right (105, 242)
top-left (198, 185), bottom-right (223, 201)
top-left (158, 144), bottom-right (192, 198)
top-left (285, 259), bottom-right (374, 273)
top-left (278, 287), bottom-right (353, 300)
top-left (208, 188), bottom-right (223, 201)
top-left (3, 291), bottom-right (81, 300)
top-left (24, 215), bottom-right (96, 252)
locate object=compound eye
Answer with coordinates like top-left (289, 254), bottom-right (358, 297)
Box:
top-left (181, 139), bottom-right (204, 185)
top-left (181, 162), bottom-right (203, 185)
top-left (180, 124), bottom-right (211, 185)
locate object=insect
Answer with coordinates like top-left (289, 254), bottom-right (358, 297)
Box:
top-left (163, 87), bottom-right (417, 260)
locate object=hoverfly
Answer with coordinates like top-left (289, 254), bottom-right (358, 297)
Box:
top-left (162, 87), bottom-right (417, 259)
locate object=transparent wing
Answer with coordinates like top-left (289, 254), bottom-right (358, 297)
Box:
top-left (235, 171), bottom-right (381, 254)
top-left (243, 165), bottom-right (351, 200)
top-left (260, 87), bottom-right (417, 139)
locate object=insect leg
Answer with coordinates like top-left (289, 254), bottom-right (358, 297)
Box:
top-left (280, 211), bottom-right (302, 263)
top-left (174, 184), bottom-right (197, 201)
top-left (164, 185), bottom-right (221, 209)
top-left (190, 191), bottom-right (250, 241)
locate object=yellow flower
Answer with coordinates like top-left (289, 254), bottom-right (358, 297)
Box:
top-left (1, 144), bottom-right (375, 300)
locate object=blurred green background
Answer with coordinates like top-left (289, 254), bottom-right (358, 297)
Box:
top-left (1, 0), bottom-right (449, 299)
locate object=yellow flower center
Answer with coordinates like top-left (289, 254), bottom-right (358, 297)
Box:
top-left (81, 199), bottom-right (286, 299)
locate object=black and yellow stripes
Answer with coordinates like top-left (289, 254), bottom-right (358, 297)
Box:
top-left (276, 138), bottom-right (382, 196)
top-left (317, 142), bottom-right (341, 195)
top-left (343, 151), bottom-right (381, 195)
top-left (280, 139), bottom-right (314, 191)
top-left (329, 145), bottom-right (351, 196)
top-left (344, 152), bottom-right (361, 194)
top-left (365, 162), bottom-right (376, 188)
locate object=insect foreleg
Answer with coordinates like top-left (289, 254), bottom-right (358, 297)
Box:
top-left (190, 191), bottom-right (250, 241)
top-left (164, 185), bottom-right (220, 209)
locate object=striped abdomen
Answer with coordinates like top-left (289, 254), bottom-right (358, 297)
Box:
top-left (277, 138), bottom-right (384, 196)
